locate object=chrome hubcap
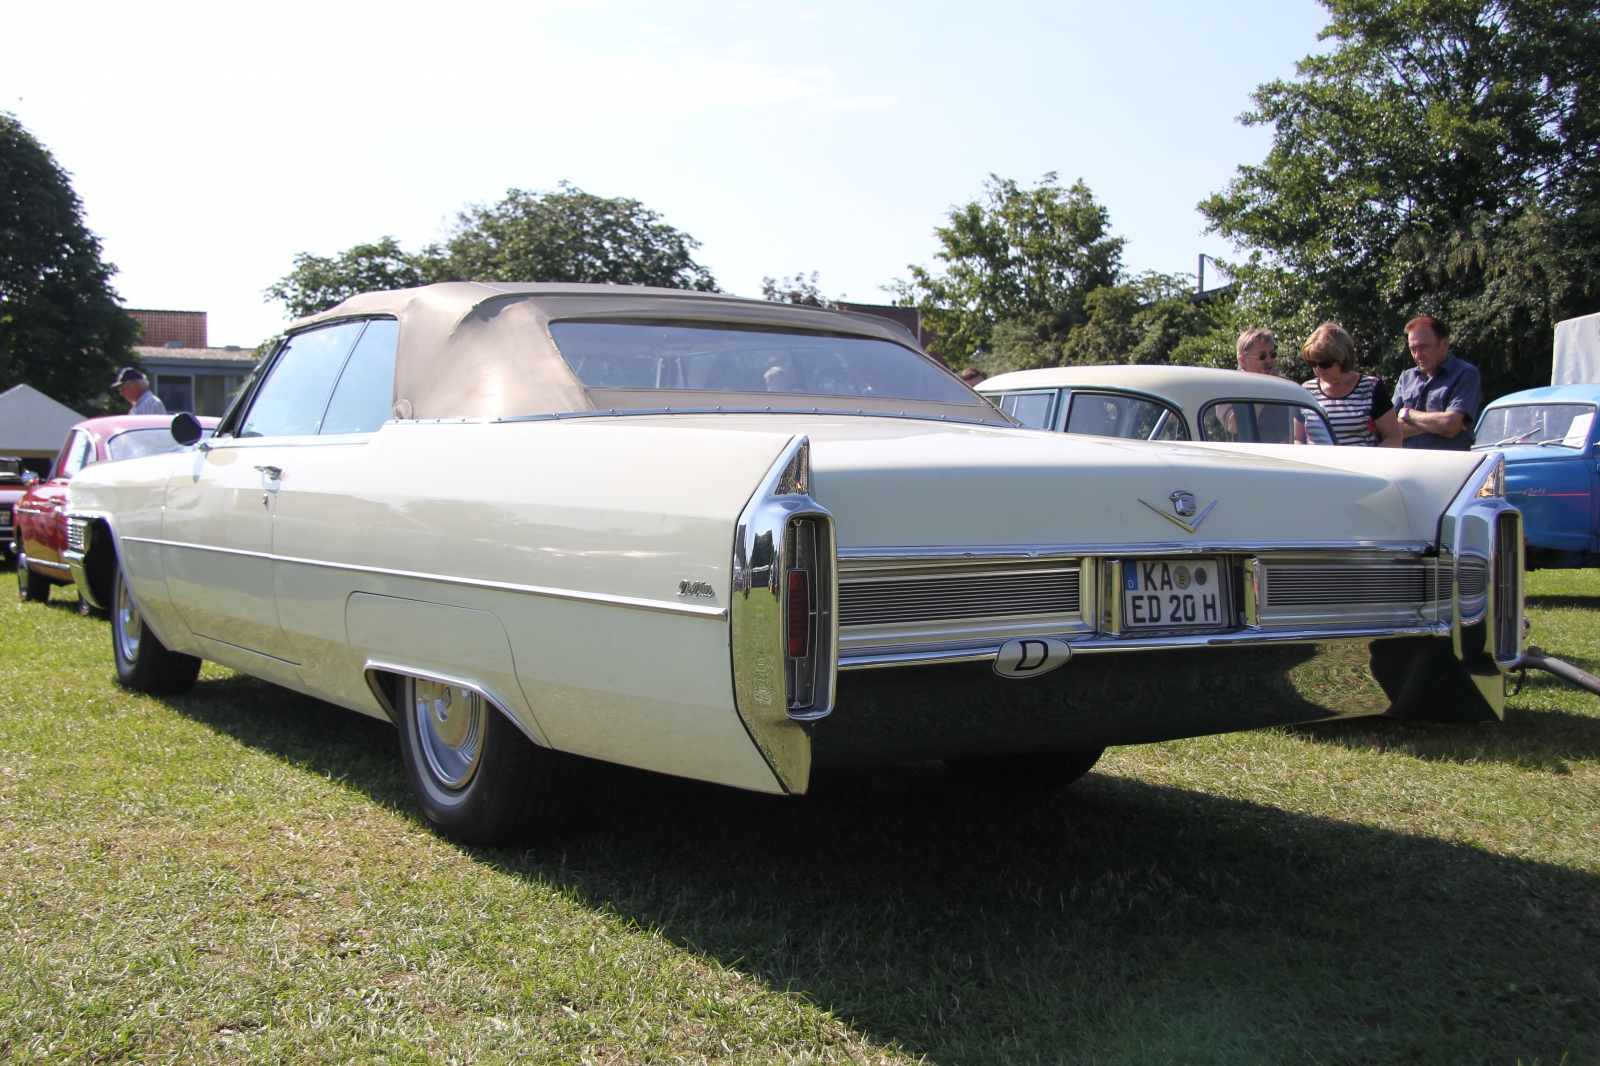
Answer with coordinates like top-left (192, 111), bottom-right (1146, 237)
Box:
top-left (412, 679), bottom-right (485, 790)
top-left (116, 575), bottom-right (142, 662)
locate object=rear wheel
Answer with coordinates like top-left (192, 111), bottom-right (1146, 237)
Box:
top-left (947, 746), bottom-right (1105, 790)
top-left (398, 676), bottom-right (578, 845)
top-left (17, 555), bottom-right (51, 602)
top-left (112, 566), bottom-right (201, 694)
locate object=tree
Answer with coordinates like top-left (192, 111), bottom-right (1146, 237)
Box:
top-left (1201, 0), bottom-right (1600, 398)
top-left (426, 182), bottom-right (717, 291)
top-left (266, 183), bottom-right (718, 319)
top-left (0, 112), bottom-right (137, 410)
top-left (761, 271), bottom-right (837, 307)
top-left (264, 237), bottom-right (425, 319)
top-left (893, 174), bottom-right (1124, 364)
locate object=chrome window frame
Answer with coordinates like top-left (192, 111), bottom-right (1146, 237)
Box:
top-left (1473, 400), bottom-right (1598, 454)
top-left (1196, 397), bottom-right (1336, 445)
top-left (986, 389), bottom-right (1060, 431)
top-left (1061, 386), bottom-right (1190, 441)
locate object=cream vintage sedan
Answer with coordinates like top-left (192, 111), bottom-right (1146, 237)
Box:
top-left (64, 283), bottom-right (1522, 843)
top-left (977, 364), bottom-right (1337, 444)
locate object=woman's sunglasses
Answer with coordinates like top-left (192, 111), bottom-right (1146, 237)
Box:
top-left (1311, 360), bottom-right (1339, 370)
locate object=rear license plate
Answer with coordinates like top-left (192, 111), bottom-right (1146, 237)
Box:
top-left (1122, 558), bottom-right (1225, 630)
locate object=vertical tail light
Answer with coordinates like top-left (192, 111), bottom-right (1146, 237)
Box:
top-left (787, 569), bottom-right (810, 658)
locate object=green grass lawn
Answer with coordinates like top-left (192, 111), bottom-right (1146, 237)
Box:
top-left (2, 572), bottom-right (1597, 1064)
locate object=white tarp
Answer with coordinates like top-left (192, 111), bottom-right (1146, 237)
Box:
top-left (1551, 311), bottom-right (1600, 386)
top-left (0, 383), bottom-right (83, 455)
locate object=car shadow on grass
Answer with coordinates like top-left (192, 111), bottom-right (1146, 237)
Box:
top-left (1289, 693), bottom-right (1600, 772)
top-left (1526, 592), bottom-right (1600, 611)
top-left (165, 673), bottom-right (1599, 1066)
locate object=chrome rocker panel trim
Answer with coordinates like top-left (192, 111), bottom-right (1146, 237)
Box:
top-left (116, 537), bottom-right (726, 620)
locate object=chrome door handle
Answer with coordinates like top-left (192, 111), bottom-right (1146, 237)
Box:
top-left (254, 465), bottom-right (282, 481)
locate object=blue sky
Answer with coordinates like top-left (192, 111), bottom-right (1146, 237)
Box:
top-left (2, 0), bottom-right (1329, 347)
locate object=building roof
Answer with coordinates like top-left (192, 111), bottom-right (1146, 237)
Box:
top-left (977, 364), bottom-right (1323, 416)
top-left (135, 345), bottom-right (260, 372)
top-left (0, 384), bottom-right (85, 455)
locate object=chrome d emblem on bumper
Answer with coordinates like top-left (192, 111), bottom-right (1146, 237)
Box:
top-left (993, 637), bottom-right (1073, 679)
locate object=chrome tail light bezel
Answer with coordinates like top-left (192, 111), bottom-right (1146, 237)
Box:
top-left (1439, 450), bottom-right (1524, 716)
top-left (730, 436), bottom-right (837, 794)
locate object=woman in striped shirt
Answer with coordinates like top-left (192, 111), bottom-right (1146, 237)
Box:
top-left (1301, 322), bottom-right (1400, 447)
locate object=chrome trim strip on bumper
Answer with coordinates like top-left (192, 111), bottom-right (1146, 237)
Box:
top-left (117, 536), bottom-right (728, 620)
top-left (838, 540), bottom-right (1434, 563)
top-left (24, 557), bottom-right (72, 572)
top-left (838, 622), bottom-right (1452, 670)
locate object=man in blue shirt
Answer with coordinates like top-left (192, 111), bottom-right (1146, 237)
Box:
top-left (1393, 316), bottom-right (1480, 450)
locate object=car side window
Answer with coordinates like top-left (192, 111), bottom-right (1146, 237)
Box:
top-left (239, 321), bottom-right (366, 438)
top-left (1200, 401), bottom-right (1333, 445)
top-left (994, 391), bottom-right (1057, 429)
top-left (320, 319), bottom-right (399, 435)
top-left (1066, 393), bottom-right (1183, 440)
top-left (57, 431), bottom-right (95, 479)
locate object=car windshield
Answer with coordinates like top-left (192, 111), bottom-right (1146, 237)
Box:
top-left (549, 321), bottom-right (974, 405)
top-left (1199, 401), bottom-right (1335, 445)
top-left (1475, 403), bottom-right (1595, 449)
top-left (106, 427), bottom-right (213, 462)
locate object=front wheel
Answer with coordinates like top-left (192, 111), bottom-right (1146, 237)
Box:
top-left (397, 676), bottom-right (579, 845)
top-left (947, 747), bottom-right (1105, 790)
top-left (17, 555), bottom-right (51, 602)
top-left (112, 566), bottom-right (201, 694)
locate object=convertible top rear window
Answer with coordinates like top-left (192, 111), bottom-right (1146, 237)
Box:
top-left (549, 321), bottom-right (973, 405)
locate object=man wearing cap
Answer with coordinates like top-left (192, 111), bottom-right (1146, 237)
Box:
top-left (113, 368), bottom-right (166, 416)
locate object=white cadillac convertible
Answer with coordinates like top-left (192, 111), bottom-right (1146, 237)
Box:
top-left (65, 283), bottom-right (1523, 842)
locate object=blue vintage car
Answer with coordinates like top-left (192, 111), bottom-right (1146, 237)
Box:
top-left (1475, 384), bottom-right (1600, 568)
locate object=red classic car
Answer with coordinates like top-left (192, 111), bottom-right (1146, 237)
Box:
top-left (15, 415), bottom-right (216, 603)
top-left (1, 457), bottom-right (27, 564)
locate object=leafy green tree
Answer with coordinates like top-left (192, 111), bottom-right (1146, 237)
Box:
top-left (0, 112), bottom-right (136, 410)
top-left (267, 184), bottom-right (717, 319)
top-left (761, 271), bottom-right (837, 307)
top-left (893, 174), bottom-right (1124, 364)
top-left (1201, 0), bottom-right (1600, 398)
top-left (426, 182), bottom-right (717, 291)
top-left (974, 272), bottom-right (1218, 376)
top-left (1064, 272), bottom-right (1215, 366)
top-left (264, 237), bottom-right (425, 319)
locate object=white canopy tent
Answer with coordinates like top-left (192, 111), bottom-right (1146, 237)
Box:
top-left (1550, 311), bottom-right (1600, 386)
top-left (0, 384), bottom-right (82, 459)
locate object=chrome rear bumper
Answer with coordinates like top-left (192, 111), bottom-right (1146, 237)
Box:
top-left (812, 633), bottom-right (1498, 766)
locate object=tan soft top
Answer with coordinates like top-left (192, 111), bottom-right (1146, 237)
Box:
top-left (292, 282), bottom-right (1002, 423)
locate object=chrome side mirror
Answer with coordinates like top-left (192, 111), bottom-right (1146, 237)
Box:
top-left (170, 412), bottom-right (203, 446)
top-left (20, 470), bottom-right (40, 487)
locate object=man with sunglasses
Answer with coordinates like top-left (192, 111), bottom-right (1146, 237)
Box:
top-left (1392, 316), bottom-right (1479, 450)
top-left (1235, 329), bottom-right (1279, 375)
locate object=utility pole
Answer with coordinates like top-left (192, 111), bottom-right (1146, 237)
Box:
top-left (1197, 254), bottom-right (1205, 298)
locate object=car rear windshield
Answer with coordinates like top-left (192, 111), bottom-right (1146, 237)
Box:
top-left (548, 321), bottom-right (974, 405)
top-left (106, 427), bottom-right (213, 462)
top-left (1199, 401), bottom-right (1334, 445)
top-left (1476, 403), bottom-right (1595, 449)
